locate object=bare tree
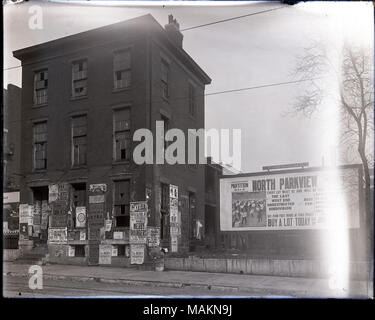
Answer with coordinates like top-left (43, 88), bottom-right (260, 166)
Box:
top-left (291, 42), bottom-right (374, 257)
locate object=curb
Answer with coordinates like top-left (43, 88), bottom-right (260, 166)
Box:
top-left (3, 271), bottom-right (239, 293)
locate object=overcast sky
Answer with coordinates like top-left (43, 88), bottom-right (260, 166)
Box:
top-left (4, 1), bottom-right (373, 173)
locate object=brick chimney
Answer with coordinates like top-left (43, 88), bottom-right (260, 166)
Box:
top-left (164, 14), bottom-right (183, 48)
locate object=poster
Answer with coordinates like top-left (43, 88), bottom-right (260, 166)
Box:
top-left (58, 183), bottom-right (70, 202)
top-left (19, 204), bottom-right (31, 224)
top-left (68, 245), bottom-right (75, 257)
top-left (169, 184), bottom-right (178, 199)
top-left (99, 244), bottom-right (112, 264)
top-left (49, 184), bottom-right (59, 202)
top-left (89, 195), bottom-right (105, 204)
top-left (113, 231), bottom-right (124, 240)
top-left (19, 223), bottom-right (28, 240)
top-left (51, 201), bottom-right (68, 227)
top-left (41, 202), bottom-right (50, 230)
top-left (105, 219), bottom-right (112, 232)
top-left (169, 185), bottom-right (180, 250)
top-left (76, 206), bottom-right (86, 228)
top-left (89, 184), bottom-right (107, 193)
top-left (79, 230), bottom-right (86, 241)
top-left (130, 244), bottom-right (145, 264)
top-left (171, 236), bottom-right (178, 253)
top-left (147, 227), bottom-right (160, 247)
top-left (220, 167), bottom-right (361, 231)
top-left (48, 228), bottom-right (68, 244)
top-left (88, 203), bottom-right (105, 228)
top-left (129, 201), bottom-right (148, 244)
top-left (3, 191), bottom-right (20, 204)
top-left (112, 245), bottom-right (118, 257)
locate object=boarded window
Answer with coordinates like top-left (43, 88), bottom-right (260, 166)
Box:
top-left (113, 109), bottom-right (131, 161)
top-left (72, 60), bottom-right (88, 97)
top-left (113, 180), bottom-right (130, 227)
top-left (113, 50), bottom-right (131, 89)
top-left (34, 70), bottom-right (48, 105)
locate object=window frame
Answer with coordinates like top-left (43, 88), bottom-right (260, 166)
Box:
top-left (33, 121), bottom-right (48, 171)
top-left (113, 180), bottom-right (131, 228)
top-left (71, 115), bottom-right (87, 167)
top-left (33, 69), bottom-right (48, 106)
top-left (113, 108), bottom-right (131, 162)
top-left (71, 59), bottom-right (88, 99)
top-left (113, 48), bottom-right (132, 90)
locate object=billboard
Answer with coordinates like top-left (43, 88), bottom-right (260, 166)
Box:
top-left (220, 166), bottom-right (360, 231)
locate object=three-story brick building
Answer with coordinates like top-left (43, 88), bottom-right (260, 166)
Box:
top-left (13, 14), bottom-right (211, 265)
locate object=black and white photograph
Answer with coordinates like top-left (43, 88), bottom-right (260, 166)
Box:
top-left (2, 0), bottom-right (374, 302)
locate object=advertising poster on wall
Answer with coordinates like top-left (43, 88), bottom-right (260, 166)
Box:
top-left (48, 228), bottom-right (68, 244)
top-left (41, 202), bottom-right (50, 230)
top-left (147, 227), bottom-right (160, 247)
top-left (19, 204), bottom-right (31, 224)
top-left (49, 184), bottom-right (59, 203)
top-left (171, 236), bottom-right (178, 253)
top-left (169, 185), bottom-right (179, 252)
top-left (99, 244), bottom-right (112, 264)
top-left (68, 245), bottom-right (75, 257)
top-left (130, 244), bottom-right (145, 264)
top-left (112, 245), bottom-right (118, 257)
top-left (51, 201), bottom-right (68, 228)
top-left (220, 167), bottom-right (361, 231)
top-left (130, 201), bottom-right (148, 245)
top-left (19, 223), bottom-right (28, 240)
top-left (76, 206), bottom-right (86, 228)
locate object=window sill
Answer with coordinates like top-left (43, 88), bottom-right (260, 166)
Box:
top-left (32, 103), bottom-right (48, 109)
top-left (112, 87), bottom-right (131, 93)
top-left (32, 169), bottom-right (47, 173)
top-left (70, 95), bottom-right (88, 101)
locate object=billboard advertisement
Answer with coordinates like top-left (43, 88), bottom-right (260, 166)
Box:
top-left (220, 166), bottom-right (360, 231)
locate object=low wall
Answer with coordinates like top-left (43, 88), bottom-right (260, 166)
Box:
top-left (164, 257), bottom-right (371, 280)
top-left (4, 249), bottom-right (20, 261)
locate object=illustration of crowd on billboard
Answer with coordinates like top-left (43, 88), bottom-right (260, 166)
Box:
top-left (232, 192), bottom-right (266, 227)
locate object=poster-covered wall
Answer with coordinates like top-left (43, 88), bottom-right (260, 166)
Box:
top-left (220, 167), bottom-right (360, 231)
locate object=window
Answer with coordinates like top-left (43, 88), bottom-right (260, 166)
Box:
top-left (188, 83), bottom-right (196, 117)
top-left (71, 183), bottom-right (86, 207)
top-left (71, 116), bottom-right (87, 166)
top-left (160, 183), bottom-right (170, 240)
top-left (113, 109), bottom-right (131, 161)
top-left (34, 70), bottom-right (48, 105)
top-left (117, 245), bottom-right (129, 257)
top-left (114, 180), bottom-right (130, 227)
top-left (72, 60), bottom-right (87, 98)
top-left (33, 122), bottom-right (47, 170)
top-left (74, 245), bottom-right (85, 257)
top-left (161, 60), bottom-right (169, 99)
top-left (113, 50), bottom-right (131, 89)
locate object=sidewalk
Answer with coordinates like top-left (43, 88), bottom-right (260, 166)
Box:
top-left (3, 261), bottom-right (372, 298)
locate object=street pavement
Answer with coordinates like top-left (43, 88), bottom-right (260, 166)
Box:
top-left (2, 261), bottom-right (372, 298)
